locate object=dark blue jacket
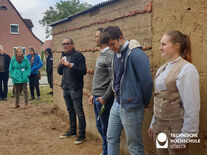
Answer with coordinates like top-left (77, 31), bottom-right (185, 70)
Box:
top-left (1, 53), bottom-right (11, 75)
top-left (27, 54), bottom-right (43, 75)
top-left (45, 48), bottom-right (53, 74)
top-left (112, 43), bottom-right (153, 109)
top-left (57, 49), bottom-right (87, 90)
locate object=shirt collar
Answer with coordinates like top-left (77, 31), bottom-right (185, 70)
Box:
top-left (65, 48), bottom-right (75, 56)
top-left (116, 41), bottom-right (129, 58)
top-left (100, 47), bottom-right (109, 53)
top-left (168, 56), bottom-right (181, 65)
top-left (120, 40), bottom-right (129, 52)
top-left (165, 56), bottom-right (181, 70)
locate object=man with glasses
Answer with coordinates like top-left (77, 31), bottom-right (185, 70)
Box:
top-left (58, 38), bottom-right (87, 145)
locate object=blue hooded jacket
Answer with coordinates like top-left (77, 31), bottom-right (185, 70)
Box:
top-left (27, 54), bottom-right (43, 75)
top-left (112, 40), bottom-right (153, 109)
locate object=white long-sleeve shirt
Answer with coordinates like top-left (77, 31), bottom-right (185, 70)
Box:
top-left (150, 57), bottom-right (200, 134)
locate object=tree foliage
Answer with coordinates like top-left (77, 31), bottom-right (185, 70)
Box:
top-left (39, 0), bottom-right (91, 38)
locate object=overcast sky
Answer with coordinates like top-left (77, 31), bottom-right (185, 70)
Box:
top-left (10, 0), bottom-right (107, 42)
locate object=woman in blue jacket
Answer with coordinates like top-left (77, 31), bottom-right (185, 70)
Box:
top-left (27, 47), bottom-right (43, 100)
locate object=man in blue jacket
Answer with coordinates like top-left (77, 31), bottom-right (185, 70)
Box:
top-left (45, 48), bottom-right (53, 94)
top-left (100, 26), bottom-right (153, 155)
top-left (0, 45), bottom-right (11, 101)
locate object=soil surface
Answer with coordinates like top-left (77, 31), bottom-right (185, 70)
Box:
top-left (0, 98), bottom-right (102, 155)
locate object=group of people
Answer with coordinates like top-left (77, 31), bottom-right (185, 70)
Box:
top-left (57, 25), bottom-right (200, 155)
top-left (0, 46), bottom-right (47, 108)
top-left (1, 24), bottom-right (200, 155)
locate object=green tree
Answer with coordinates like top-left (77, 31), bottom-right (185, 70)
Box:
top-left (39, 0), bottom-right (91, 38)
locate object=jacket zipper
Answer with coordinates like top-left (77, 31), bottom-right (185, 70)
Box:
top-left (111, 56), bottom-right (116, 98)
top-left (120, 49), bottom-right (131, 112)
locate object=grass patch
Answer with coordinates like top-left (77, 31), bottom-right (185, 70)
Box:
top-left (39, 68), bottom-right (47, 76)
top-left (8, 90), bottom-right (13, 97)
top-left (30, 85), bottom-right (53, 104)
top-left (8, 85), bottom-right (53, 104)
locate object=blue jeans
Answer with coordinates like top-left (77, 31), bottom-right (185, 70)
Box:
top-left (94, 96), bottom-right (113, 155)
top-left (107, 101), bottom-right (145, 155)
top-left (63, 87), bottom-right (86, 136)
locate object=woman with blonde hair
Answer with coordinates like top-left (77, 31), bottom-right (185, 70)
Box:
top-left (148, 30), bottom-right (200, 155)
top-left (9, 47), bottom-right (31, 108)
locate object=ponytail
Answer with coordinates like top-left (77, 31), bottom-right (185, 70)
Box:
top-left (182, 35), bottom-right (192, 62)
top-left (165, 30), bottom-right (192, 62)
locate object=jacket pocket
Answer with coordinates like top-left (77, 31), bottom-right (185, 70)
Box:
top-left (13, 70), bottom-right (21, 81)
top-left (22, 70), bottom-right (28, 82)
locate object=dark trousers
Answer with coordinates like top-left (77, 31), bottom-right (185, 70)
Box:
top-left (63, 87), bottom-right (86, 136)
top-left (0, 72), bottom-right (9, 99)
top-left (47, 72), bottom-right (53, 88)
top-left (15, 83), bottom-right (28, 104)
top-left (29, 74), bottom-right (40, 98)
top-left (94, 96), bottom-right (113, 155)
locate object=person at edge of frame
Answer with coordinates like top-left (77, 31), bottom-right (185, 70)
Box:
top-left (148, 30), bottom-right (200, 155)
top-left (0, 45), bottom-right (11, 101)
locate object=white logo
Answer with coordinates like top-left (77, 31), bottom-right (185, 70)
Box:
top-left (156, 133), bottom-right (168, 148)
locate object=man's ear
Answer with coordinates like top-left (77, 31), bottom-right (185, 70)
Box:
top-left (119, 36), bottom-right (124, 40)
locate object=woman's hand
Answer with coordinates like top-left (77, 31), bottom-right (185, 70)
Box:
top-left (148, 127), bottom-right (153, 139)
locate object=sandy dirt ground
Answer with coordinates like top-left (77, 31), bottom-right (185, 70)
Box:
top-left (0, 97), bottom-right (102, 155)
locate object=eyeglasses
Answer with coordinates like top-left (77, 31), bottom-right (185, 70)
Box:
top-left (62, 42), bottom-right (72, 46)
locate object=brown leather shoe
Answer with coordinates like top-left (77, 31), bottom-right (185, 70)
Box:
top-left (14, 104), bottom-right (20, 108)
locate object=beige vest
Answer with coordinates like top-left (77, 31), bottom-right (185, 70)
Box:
top-left (154, 58), bottom-right (188, 121)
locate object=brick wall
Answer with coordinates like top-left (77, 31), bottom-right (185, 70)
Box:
top-left (0, 0), bottom-right (42, 56)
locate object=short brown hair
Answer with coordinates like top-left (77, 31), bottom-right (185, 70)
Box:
top-left (100, 26), bottom-right (123, 44)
